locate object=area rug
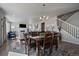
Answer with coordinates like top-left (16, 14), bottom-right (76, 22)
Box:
top-left (50, 48), bottom-right (74, 56)
top-left (8, 40), bottom-right (75, 56)
top-left (27, 47), bottom-right (74, 56)
top-left (8, 48), bottom-right (74, 56)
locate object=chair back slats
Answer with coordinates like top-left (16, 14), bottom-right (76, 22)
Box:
top-left (30, 32), bottom-right (39, 37)
top-left (45, 33), bottom-right (52, 44)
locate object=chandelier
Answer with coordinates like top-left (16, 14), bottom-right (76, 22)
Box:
top-left (40, 16), bottom-right (49, 20)
top-left (40, 4), bottom-right (49, 21)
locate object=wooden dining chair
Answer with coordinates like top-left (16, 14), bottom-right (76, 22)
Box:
top-left (39, 32), bottom-right (53, 56)
top-left (24, 33), bottom-right (30, 55)
top-left (53, 32), bottom-right (59, 50)
top-left (29, 32), bottom-right (38, 50)
top-left (24, 32), bottom-right (39, 55)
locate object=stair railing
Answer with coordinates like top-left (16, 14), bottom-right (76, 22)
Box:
top-left (57, 19), bottom-right (79, 39)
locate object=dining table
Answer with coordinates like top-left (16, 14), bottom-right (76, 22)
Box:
top-left (25, 31), bottom-right (61, 56)
top-left (27, 35), bottom-right (44, 56)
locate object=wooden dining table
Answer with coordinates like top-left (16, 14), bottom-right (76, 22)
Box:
top-left (30, 36), bottom-right (44, 56)
top-left (27, 36), bottom-right (44, 56)
top-left (25, 31), bottom-right (61, 56)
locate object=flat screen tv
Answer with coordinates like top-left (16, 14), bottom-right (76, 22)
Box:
top-left (19, 24), bottom-right (26, 28)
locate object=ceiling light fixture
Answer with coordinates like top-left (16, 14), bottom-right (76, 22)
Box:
top-left (40, 17), bottom-right (42, 19)
top-left (43, 4), bottom-right (46, 6)
top-left (40, 4), bottom-right (49, 21)
top-left (40, 16), bottom-right (49, 20)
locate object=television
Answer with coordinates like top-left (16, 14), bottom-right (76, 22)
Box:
top-left (19, 24), bottom-right (26, 28)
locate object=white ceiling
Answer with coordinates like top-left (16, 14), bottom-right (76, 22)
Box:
top-left (0, 3), bottom-right (79, 23)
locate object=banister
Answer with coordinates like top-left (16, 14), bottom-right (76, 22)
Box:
top-left (57, 19), bottom-right (79, 39)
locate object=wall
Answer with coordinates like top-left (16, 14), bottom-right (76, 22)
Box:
top-left (6, 21), bottom-right (19, 34)
top-left (0, 17), bottom-right (6, 46)
top-left (67, 11), bottom-right (79, 28)
top-left (6, 21), bottom-right (10, 34)
top-left (33, 16), bottom-right (59, 32)
top-left (0, 8), bottom-right (6, 47)
top-left (0, 17), bottom-right (2, 46)
top-left (6, 22), bottom-right (28, 39)
top-left (45, 16), bottom-right (59, 32)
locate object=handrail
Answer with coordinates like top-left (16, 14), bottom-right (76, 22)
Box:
top-left (57, 19), bottom-right (79, 39)
top-left (58, 19), bottom-right (79, 30)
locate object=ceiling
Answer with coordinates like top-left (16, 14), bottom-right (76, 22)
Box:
top-left (0, 3), bottom-right (79, 23)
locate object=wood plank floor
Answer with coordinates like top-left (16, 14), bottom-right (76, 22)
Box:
top-left (0, 40), bottom-right (79, 56)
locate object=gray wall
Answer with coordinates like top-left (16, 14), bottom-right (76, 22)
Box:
top-left (0, 7), bottom-right (6, 47)
top-left (67, 11), bottom-right (79, 28)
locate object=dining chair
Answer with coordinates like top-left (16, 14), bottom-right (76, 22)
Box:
top-left (29, 32), bottom-right (38, 50)
top-left (39, 32), bottom-right (53, 56)
top-left (24, 33), bottom-right (30, 55)
top-left (58, 26), bottom-right (62, 42)
top-left (53, 32), bottom-right (59, 50)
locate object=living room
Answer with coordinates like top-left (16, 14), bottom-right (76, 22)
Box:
top-left (0, 2), bottom-right (79, 57)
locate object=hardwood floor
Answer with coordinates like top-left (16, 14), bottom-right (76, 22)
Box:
top-left (0, 40), bottom-right (79, 56)
top-left (0, 40), bottom-right (8, 56)
top-left (61, 41), bottom-right (79, 55)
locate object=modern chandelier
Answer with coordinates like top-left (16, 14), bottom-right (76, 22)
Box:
top-left (40, 16), bottom-right (49, 20)
top-left (40, 4), bottom-right (49, 21)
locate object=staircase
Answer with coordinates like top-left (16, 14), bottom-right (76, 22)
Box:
top-left (57, 19), bottom-right (79, 45)
top-left (57, 9), bottom-right (79, 21)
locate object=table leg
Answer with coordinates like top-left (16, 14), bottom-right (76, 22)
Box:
top-left (36, 39), bottom-right (40, 56)
top-left (25, 39), bottom-right (30, 56)
top-left (50, 41), bottom-right (53, 55)
top-left (25, 39), bottom-right (28, 54)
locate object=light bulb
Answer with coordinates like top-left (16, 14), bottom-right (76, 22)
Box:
top-left (43, 16), bottom-right (45, 18)
top-left (40, 17), bottom-right (41, 19)
top-left (46, 16), bottom-right (49, 20)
